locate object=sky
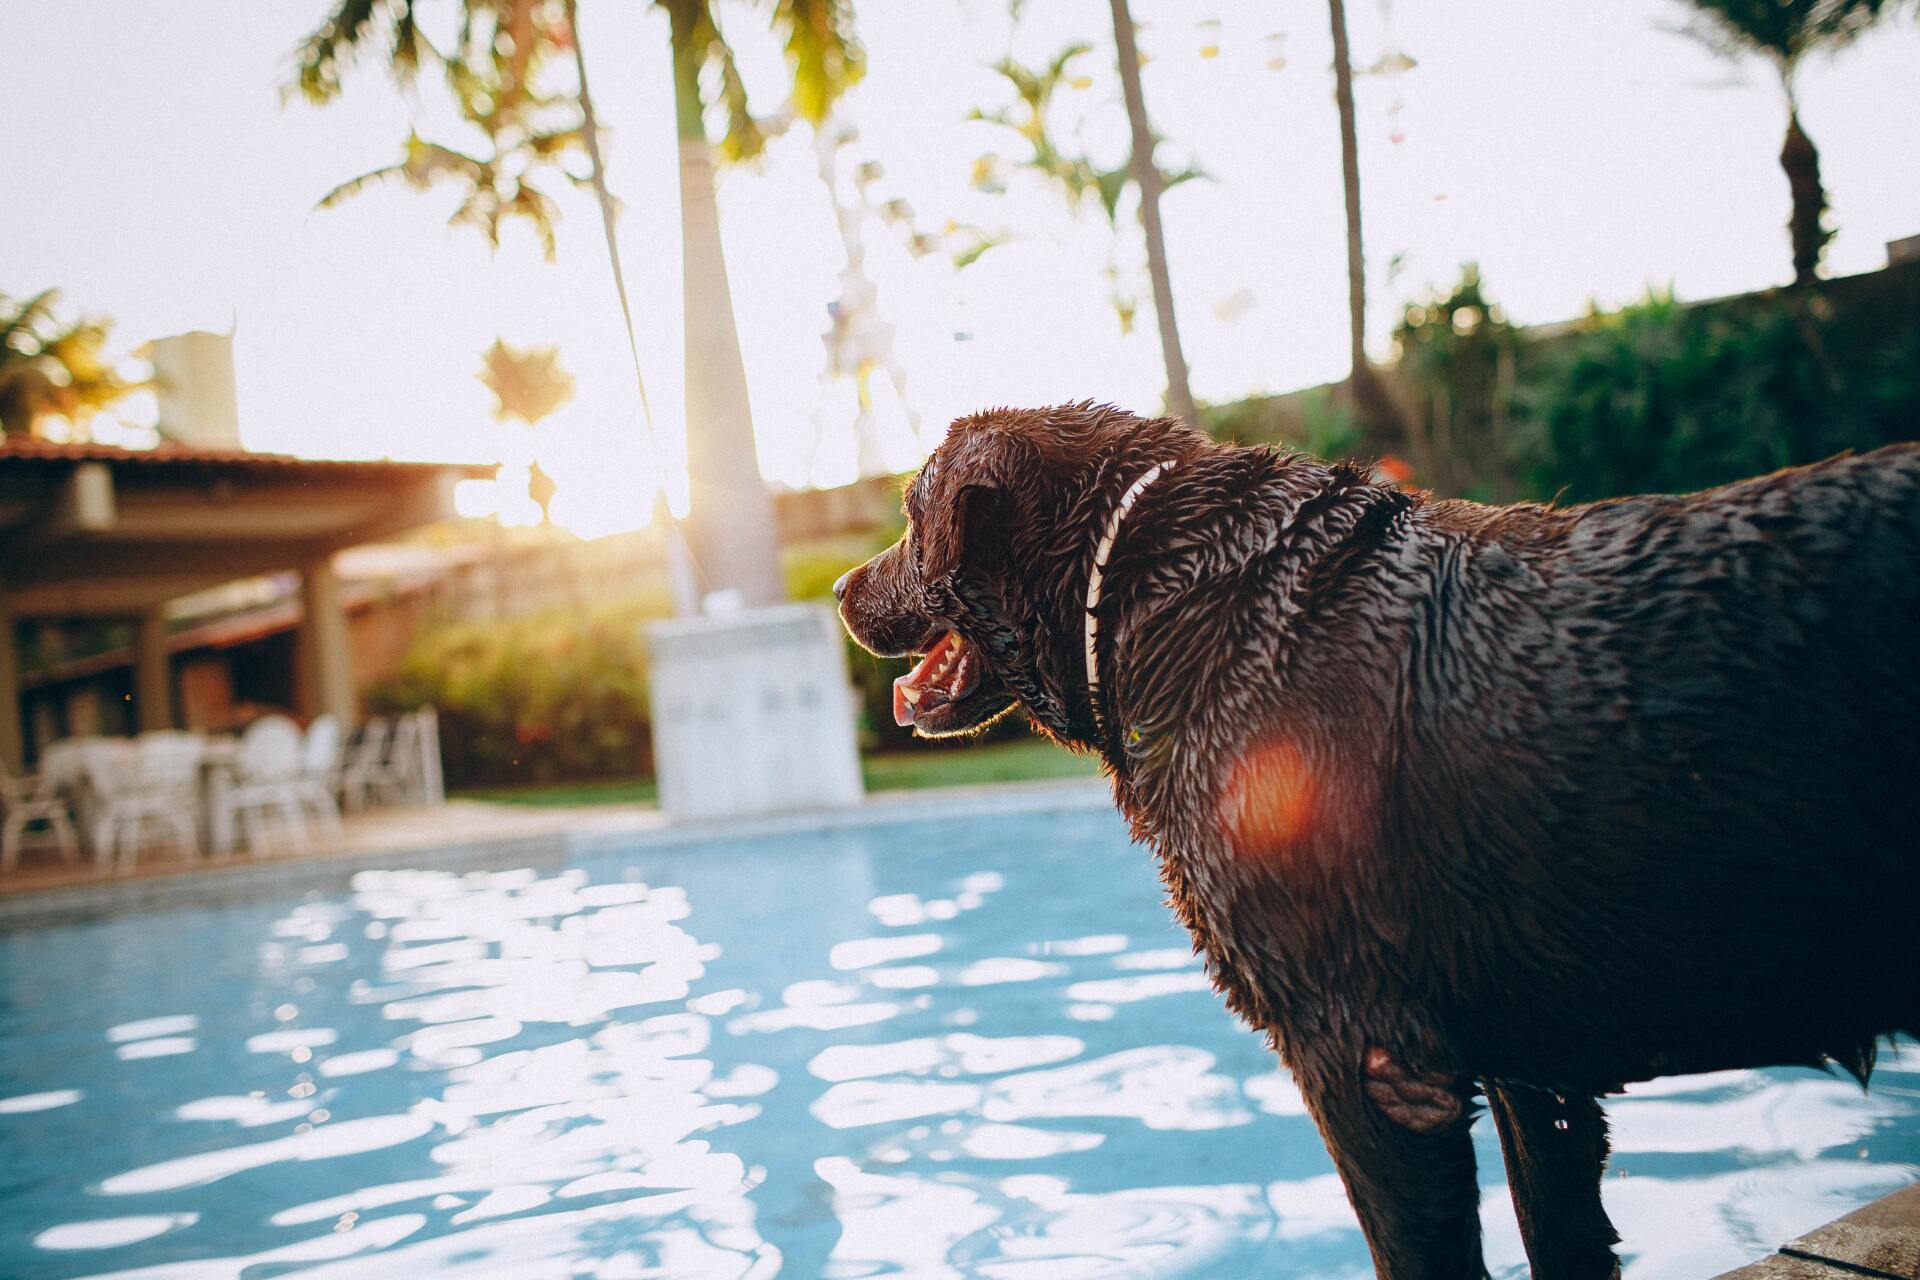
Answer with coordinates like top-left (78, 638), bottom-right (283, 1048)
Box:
top-left (3, 0), bottom-right (1917, 537)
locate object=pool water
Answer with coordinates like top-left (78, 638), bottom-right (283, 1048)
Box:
top-left (1, 805), bottom-right (1915, 1279)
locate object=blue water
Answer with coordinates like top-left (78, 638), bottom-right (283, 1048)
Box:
top-left (1, 806), bottom-right (1915, 1279)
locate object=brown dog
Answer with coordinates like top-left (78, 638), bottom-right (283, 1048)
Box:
top-left (834, 402), bottom-right (1920, 1279)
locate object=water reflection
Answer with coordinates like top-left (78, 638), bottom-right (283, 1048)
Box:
top-left (0, 810), bottom-right (1914, 1280)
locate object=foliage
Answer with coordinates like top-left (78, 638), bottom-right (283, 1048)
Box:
top-left (1207, 265), bottom-right (1920, 506)
top-left (1668, 0), bottom-right (1902, 65)
top-left (297, 1), bottom-right (588, 259)
top-left (372, 522), bottom-right (1036, 786)
top-left (295, 0), bottom-right (864, 250)
top-left (1511, 281), bottom-right (1920, 504)
top-left (1393, 263), bottom-right (1522, 498)
top-left (1203, 385), bottom-right (1361, 463)
top-left (969, 40), bottom-right (1207, 222)
top-left (773, 0), bottom-right (867, 126)
top-left (478, 337), bottom-right (574, 424)
top-left (367, 592), bottom-right (666, 785)
top-left (0, 290), bottom-right (142, 438)
top-left (965, 42), bottom-right (1202, 329)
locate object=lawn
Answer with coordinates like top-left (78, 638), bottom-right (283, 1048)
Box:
top-left (452, 736), bottom-right (1100, 807)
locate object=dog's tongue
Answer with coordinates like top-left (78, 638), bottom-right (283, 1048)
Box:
top-left (893, 631), bottom-right (978, 726)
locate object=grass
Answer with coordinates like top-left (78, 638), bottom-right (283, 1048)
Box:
top-left (863, 736), bottom-right (1101, 791)
top-left (452, 736), bottom-right (1099, 808)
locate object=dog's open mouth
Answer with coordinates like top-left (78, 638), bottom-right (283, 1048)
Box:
top-left (893, 631), bottom-right (983, 728)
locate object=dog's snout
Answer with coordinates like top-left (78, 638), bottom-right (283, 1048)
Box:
top-left (832, 566), bottom-right (857, 603)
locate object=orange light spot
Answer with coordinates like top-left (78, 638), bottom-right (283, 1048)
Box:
top-left (1219, 738), bottom-right (1318, 858)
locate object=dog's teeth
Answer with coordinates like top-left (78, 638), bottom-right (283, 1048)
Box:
top-left (901, 687), bottom-right (921, 706)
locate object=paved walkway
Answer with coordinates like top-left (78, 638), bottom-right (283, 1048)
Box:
top-left (1717, 1182), bottom-right (1920, 1278)
top-left (0, 800), bottom-right (637, 900)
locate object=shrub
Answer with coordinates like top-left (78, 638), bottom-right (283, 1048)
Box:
top-left (367, 592), bottom-right (666, 787)
top-left (1512, 287), bottom-right (1920, 504)
top-left (1393, 263), bottom-right (1523, 499)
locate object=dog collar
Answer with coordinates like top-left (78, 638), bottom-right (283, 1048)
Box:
top-left (1084, 459), bottom-right (1176, 738)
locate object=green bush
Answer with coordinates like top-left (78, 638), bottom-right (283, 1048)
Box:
top-left (1511, 283), bottom-right (1920, 505)
top-left (372, 521), bottom-right (1036, 787)
top-left (1394, 263), bottom-right (1523, 499)
top-left (367, 593), bottom-right (666, 787)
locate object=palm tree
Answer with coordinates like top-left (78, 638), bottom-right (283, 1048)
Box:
top-left (0, 290), bottom-right (141, 439)
top-left (1670, 0), bottom-right (1907, 286)
top-left (297, 2), bottom-right (586, 260)
top-left (971, 43), bottom-right (1203, 422)
top-left (1106, 0), bottom-right (1198, 427)
top-left (292, 0), bottom-right (865, 610)
top-left (1325, 0), bottom-right (1405, 449)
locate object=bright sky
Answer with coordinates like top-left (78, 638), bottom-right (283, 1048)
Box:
top-left (3, 1), bottom-right (1916, 537)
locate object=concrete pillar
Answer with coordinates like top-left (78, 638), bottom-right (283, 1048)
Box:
top-left (134, 610), bottom-right (174, 732)
top-left (298, 556), bottom-right (356, 726)
top-left (0, 587), bottom-right (22, 773)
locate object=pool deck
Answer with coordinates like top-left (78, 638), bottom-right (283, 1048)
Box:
top-left (0, 777), bottom-right (1114, 922)
top-left (1716, 1182), bottom-right (1920, 1278)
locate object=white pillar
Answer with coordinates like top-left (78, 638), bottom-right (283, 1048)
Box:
top-left (134, 610), bottom-right (173, 732)
top-left (0, 587), bottom-right (21, 772)
top-left (298, 557), bottom-right (355, 725)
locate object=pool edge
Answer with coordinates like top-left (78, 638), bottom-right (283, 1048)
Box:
top-left (0, 778), bottom-right (1117, 926)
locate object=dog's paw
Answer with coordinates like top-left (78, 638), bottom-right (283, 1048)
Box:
top-left (1363, 1046), bottom-right (1466, 1133)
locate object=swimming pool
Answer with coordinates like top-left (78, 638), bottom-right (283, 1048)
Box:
top-left (1, 801), bottom-right (1915, 1279)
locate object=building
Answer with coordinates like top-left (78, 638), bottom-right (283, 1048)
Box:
top-left (0, 437), bottom-right (491, 771)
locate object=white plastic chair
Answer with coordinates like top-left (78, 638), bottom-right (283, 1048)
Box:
top-left (40, 738), bottom-right (100, 858)
top-left (1, 761), bottom-right (80, 871)
top-left (338, 717), bottom-right (392, 812)
top-left (298, 715), bottom-right (344, 838)
top-left (87, 735), bottom-right (203, 870)
top-left (207, 716), bottom-right (309, 857)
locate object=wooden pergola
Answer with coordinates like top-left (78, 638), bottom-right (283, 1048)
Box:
top-left (0, 439), bottom-right (492, 770)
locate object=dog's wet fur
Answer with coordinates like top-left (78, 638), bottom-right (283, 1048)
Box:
top-left (835, 403), bottom-right (1920, 1279)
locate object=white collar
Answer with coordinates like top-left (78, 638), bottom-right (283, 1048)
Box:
top-left (1083, 459), bottom-right (1176, 736)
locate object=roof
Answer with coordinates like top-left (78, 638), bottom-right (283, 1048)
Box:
top-left (0, 436), bottom-right (495, 479)
top-left (0, 438), bottom-right (495, 617)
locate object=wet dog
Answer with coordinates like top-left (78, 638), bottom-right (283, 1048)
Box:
top-left (834, 402), bottom-right (1920, 1278)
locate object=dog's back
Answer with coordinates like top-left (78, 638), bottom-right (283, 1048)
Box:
top-left (1392, 444), bottom-right (1920, 1091)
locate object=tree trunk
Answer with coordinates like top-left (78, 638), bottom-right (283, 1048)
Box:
top-left (1780, 99), bottom-right (1830, 288)
top-left (1326, 0), bottom-right (1404, 453)
top-left (564, 0), bottom-right (701, 615)
top-left (1107, 0), bottom-right (1200, 429)
top-left (670, 3), bottom-right (786, 608)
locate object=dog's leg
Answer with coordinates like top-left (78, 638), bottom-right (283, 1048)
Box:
top-left (1296, 1048), bottom-right (1487, 1280)
top-left (1487, 1084), bottom-right (1620, 1280)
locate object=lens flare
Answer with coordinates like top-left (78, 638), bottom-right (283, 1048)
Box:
top-left (1218, 738), bottom-right (1317, 858)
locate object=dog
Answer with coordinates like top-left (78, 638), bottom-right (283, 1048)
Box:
top-left (833, 402), bottom-right (1920, 1279)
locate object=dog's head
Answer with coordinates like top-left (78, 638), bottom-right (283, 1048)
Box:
top-left (835, 402), bottom-right (1212, 744)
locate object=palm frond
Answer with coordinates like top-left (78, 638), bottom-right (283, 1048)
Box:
top-left (1670, 0), bottom-right (1901, 64)
top-left (316, 163), bottom-right (414, 209)
top-left (775, 0), bottom-right (866, 123)
top-left (0, 288), bottom-right (62, 353)
top-left (504, 182), bottom-right (563, 260)
top-left (289, 0), bottom-right (404, 104)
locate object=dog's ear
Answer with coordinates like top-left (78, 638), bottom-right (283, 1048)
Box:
top-left (917, 427), bottom-right (1022, 582)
